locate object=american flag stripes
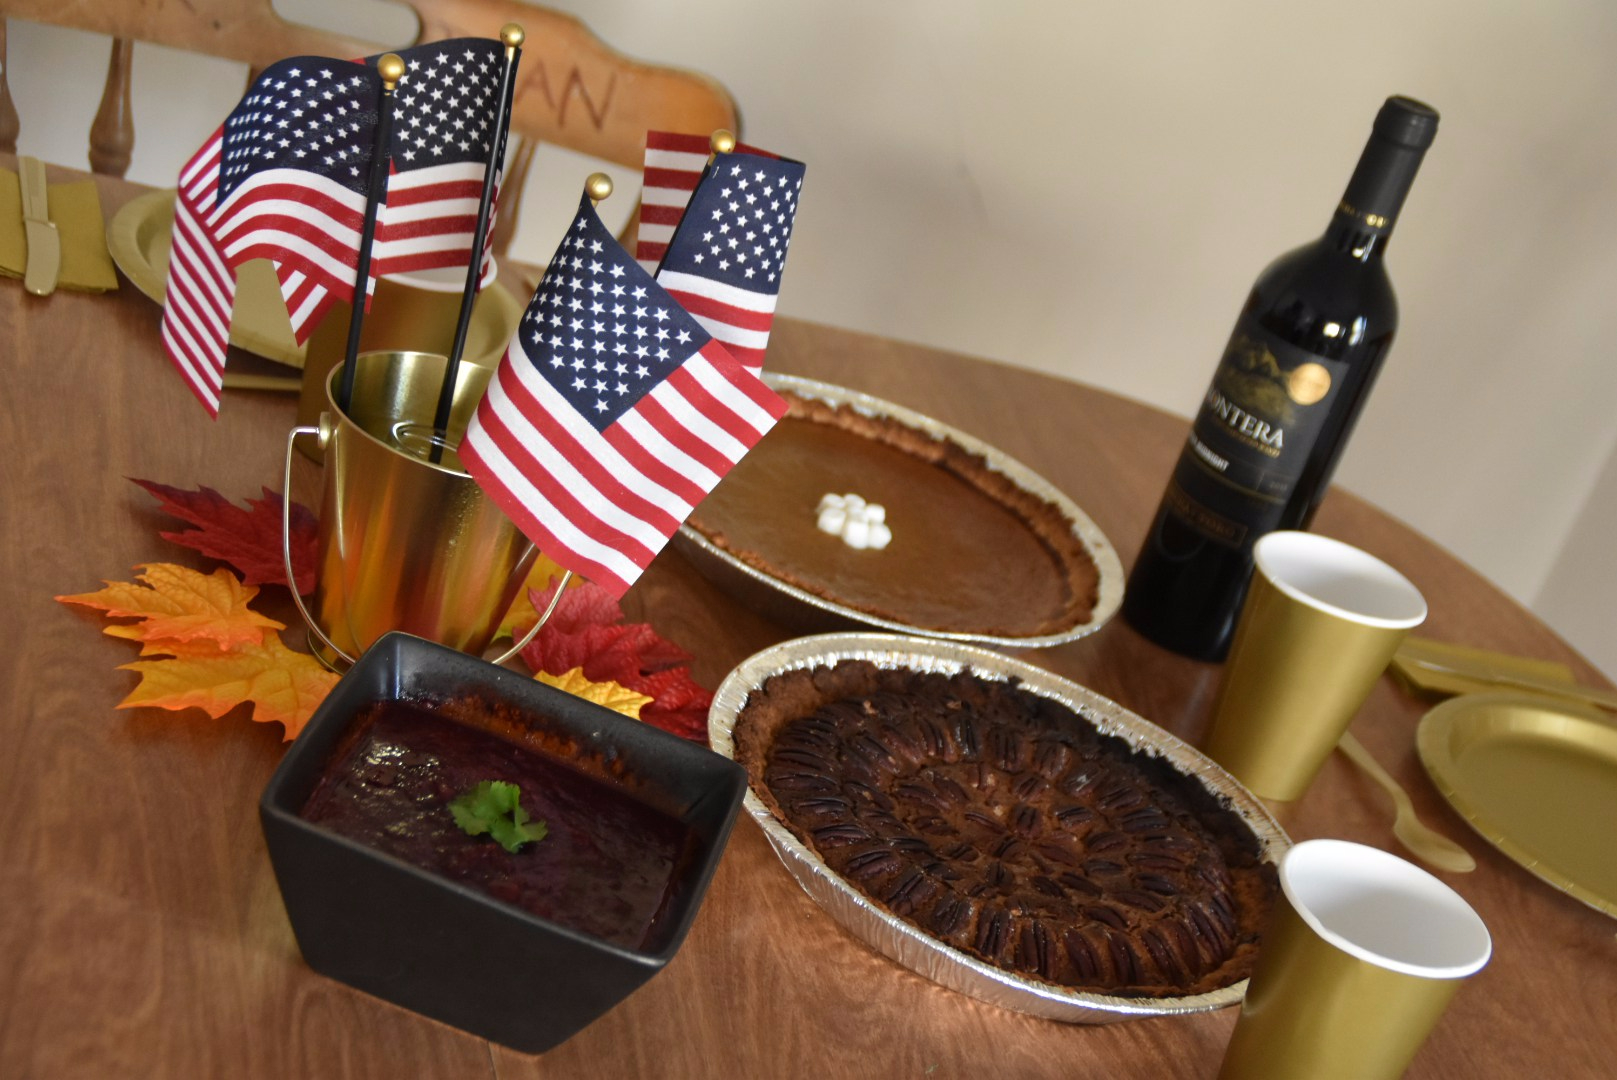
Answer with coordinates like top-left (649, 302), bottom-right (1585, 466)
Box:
top-left (461, 194), bottom-right (788, 599)
top-left (653, 148), bottom-right (805, 371)
top-left (278, 40), bottom-right (509, 337)
top-left (160, 40), bottom-right (508, 415)
top-left (634, 130), bottom-right (770, 275)
top-left (161, 55), bottom-right (378, 416)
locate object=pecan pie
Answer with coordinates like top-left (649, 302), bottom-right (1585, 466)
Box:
top-left (734, 661), bottom-right (1277, 997)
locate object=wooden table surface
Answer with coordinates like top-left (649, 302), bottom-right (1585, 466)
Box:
top-left (3, 161), bottom-right (1613, 1079)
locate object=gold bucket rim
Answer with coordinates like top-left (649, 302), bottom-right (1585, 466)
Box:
top-left (324, 349), bottom-right (484, 480)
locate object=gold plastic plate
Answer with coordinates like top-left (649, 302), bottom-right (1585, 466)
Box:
top-left (107, 188), bottom-right (306, 366)
top-left (1417, 692), bottom-right (1617, 918)
top-left (106, 188), bottom-right (522, 371)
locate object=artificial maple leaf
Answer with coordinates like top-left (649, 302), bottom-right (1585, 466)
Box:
top-left (523, 622), bottom-right (660, 687)
top-left (117, 634), bottom-right (338, 740)
top-left (57, 563), bottom-right (283, 649)
top-left (520, 585), bottom-right (691, 680)
top-left (529, 577), bottom-right (625, 636)
top-left (131, 478), bottom-right (317, 594)
top-left (536, 667), bottom-right (653, 719)
top-left (625, 667), bottom-right (714, 743)
top-left (625, 632), bottom-right (695, 673)
top-left (103, 625), bottom-right (241, 658)
top-left (493, 555), bottom-right (577, 640)
top-left (515, 579), bottom-right (713, 743)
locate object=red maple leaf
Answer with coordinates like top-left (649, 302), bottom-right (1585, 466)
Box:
top-left (132, 478), bottom-right (317, 595)
top-left (627, 667), bottom-right (714, 743)
top-left (519, 580), bottom-right (712, 743)
top-left (527, 577), bottom-right (624, 635)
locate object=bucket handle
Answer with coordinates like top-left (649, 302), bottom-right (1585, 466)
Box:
top-left (281, 422), bottom-right (565, 668)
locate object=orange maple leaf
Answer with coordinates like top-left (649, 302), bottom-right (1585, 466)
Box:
top-left (57, 563), bottom-right (283, 649)
top-left (103, 625), bottom-right (242, 658)
top-left (536, 667), bottom-right (652, 719)
top-left (117, 634), bottom-right (338, 740)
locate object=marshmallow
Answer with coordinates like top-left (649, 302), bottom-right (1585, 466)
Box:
top-left (817, 491), bottom-right (892, 550)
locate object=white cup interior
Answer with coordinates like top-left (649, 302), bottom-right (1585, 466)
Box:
top-left (1281, 839), bottom-right (1491, 979)
top-left (1254, 531), bottom-right (1427, 628)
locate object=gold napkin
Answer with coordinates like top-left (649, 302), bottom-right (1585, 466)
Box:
top-left (1391, 636), bottom-right (1576, 699)
top-left (0, 168), bottom-right (120, 292)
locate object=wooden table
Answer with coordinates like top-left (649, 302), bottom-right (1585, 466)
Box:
top-left (3, 161), bottom-right (1612, 1079)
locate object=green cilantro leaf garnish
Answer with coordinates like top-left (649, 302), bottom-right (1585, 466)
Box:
top-left (448, 780), bottom-right (549, 854)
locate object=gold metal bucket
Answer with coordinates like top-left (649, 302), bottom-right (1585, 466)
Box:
top-left (294, 265), bottom-right (518, 458)
top-left (282, 350), bottom-right (563, 669)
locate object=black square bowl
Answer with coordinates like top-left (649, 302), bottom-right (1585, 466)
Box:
top-left (259, 632), bottom-right (746, 1054)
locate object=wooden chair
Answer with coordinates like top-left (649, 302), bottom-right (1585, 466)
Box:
top-left (0, 0), bottom-right (739, 260)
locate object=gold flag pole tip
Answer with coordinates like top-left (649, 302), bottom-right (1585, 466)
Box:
top-left (585, 173), bottom-right (614, 205)
top-left (377, 53), bottom-right (406, 89)
top-left (501, 23), bottom-right (525, 49)
top-left (710, 129), bottom-right (736, 156)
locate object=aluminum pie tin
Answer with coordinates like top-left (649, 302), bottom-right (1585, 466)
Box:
top-left (673, 373), bottom-right (1125, 650)
top-left (709, 632), bottom-right (1291, 1023)
top-left (1417, 691), bottom-right (1617, 919)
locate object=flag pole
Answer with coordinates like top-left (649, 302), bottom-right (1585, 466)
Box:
top-left (336, 52), bottom-right (406, 415)
top-left (429, 22), bottom-right (524, 463)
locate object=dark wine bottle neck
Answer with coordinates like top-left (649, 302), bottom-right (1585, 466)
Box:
top-left (1324, 114), bottom-right (1433, 262)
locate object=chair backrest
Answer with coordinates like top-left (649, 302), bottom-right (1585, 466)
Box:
top-left (0, 0), bottom-right (739, 258)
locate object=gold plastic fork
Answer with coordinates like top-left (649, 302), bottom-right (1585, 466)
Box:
top-left (1338, 732), bottom-right (1476, 873)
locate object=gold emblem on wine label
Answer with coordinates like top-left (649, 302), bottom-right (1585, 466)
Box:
top-left (1287, 362), bottom-right (1332, 405)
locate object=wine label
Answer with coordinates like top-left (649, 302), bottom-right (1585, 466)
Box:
top-left (1170, 316), bottom-right (1348, 544)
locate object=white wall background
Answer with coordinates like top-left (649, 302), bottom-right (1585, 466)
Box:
top-left (7, 1), bottom-right (1615, 677)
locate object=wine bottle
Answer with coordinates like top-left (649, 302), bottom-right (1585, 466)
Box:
top-left (1123, 95), bottom-right (1439, 661)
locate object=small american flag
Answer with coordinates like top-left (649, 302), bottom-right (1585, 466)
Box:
top-left (162, 54), bottom-right (379, 415)
top-left (654, 149), bottom-right (805, 371)
top-left (634, 130), bottom-right (770, 275)
top-left (461, 194), bottom-right (788, 598)
top-left (160, 41), bottom-right (508, 415)
top-left (278, 39), bottom-right (509, 338)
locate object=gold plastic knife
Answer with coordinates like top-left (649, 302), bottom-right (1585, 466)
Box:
top-left (19, 156), bottom-right (61, 297)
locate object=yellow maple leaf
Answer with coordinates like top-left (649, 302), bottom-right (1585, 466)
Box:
top-left (536, 667), bottom-right (652, 719)
top-left (57, 563), bottom-right (283, 649)
top-left (117, 634), bottom-right (339, 740)
top-left (494, 555), bottom-right (576, 640)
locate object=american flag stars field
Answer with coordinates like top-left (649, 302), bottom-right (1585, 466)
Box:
top-left (656, 149), bottom-right (805, 370)
top-left (681, 159), bottom-right (799, 284)
top-left (529, 229), bottom-right (714, 430)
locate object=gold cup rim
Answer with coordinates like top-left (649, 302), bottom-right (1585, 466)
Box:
top-left (325, 350), bottom-right (480, 480)
top-left (1280, 839), bottom-right (1491, 980)
top-left (1254, 531), bottom-right (1428, 629)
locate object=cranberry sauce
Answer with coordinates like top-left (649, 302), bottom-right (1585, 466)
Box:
top-left (299, 698), bottom-right (692, 951)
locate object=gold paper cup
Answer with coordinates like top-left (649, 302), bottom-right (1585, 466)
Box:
top-left (1218, 839), bottom-right (1490, 1080)
top-left (307, 350), bottom-right (537, 667)
top-left (1203, 532), bottom-right (1427, 801)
